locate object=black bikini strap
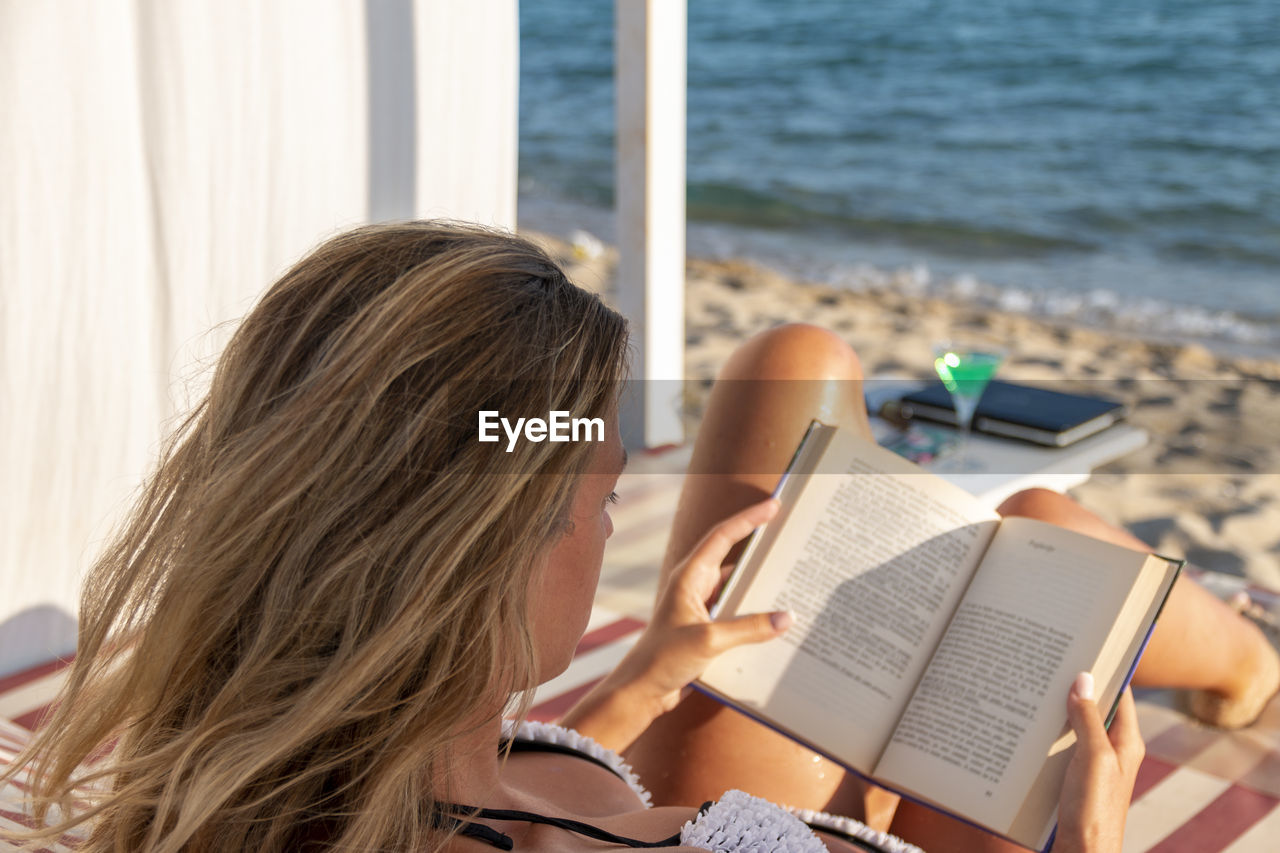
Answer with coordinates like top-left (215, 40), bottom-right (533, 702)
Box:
top-left (501, 737), bottom-right (627, 781)
top-left (433, 809), bottom-right (516, 850)
top-left (438, 801), bottom-right (714, 850)
top-left (456, 819), bottom-right (516, 851)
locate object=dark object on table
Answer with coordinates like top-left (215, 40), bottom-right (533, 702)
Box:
top-left (890, 380), bottom-right (1127, 447)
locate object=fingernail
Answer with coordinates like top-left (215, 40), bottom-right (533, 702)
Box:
top-left (1073, 671), bottom-right (1094, 701)
top-left (770, 610), bottom-right (794, 632)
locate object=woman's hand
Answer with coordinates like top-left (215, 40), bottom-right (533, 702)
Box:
top-left (559, 499), bottom-right (791, 751)
top-left (622, 498), bottom-right (792, 712)
top-left (1052, 673), bottom-right (1145, 853)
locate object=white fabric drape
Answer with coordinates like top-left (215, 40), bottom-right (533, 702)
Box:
top-left (0, 0), bottom-right (517, 675)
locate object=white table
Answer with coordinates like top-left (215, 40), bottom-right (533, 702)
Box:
top-left (920, 423), bottom-right (1148, 507)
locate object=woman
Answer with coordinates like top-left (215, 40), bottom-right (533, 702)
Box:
top-left (4, 222), bottom-right (1274, 851)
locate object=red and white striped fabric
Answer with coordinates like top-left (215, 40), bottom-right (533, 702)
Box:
top-left (1120, 571), bottom-right (1280, 852)
top-left (0, 659), bottom-right (80, 852)
top-left (1125, 694), bottom-right (1280, 853)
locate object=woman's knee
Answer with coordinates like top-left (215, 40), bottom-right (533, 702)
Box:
top-left (721, 323), bottom-right (864, 383)
top-left (996, 487), bottom-right (1070, 520)
top-left (996, 488), bottom-right (1149, 551)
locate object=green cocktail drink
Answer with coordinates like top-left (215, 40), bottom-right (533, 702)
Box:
top-left (932, 347), bottom-right (1004, 469)
top-left (935, 349), bottom-right (1002, 403)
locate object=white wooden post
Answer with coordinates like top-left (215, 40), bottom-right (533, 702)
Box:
top-left (616, 0), bottom-right (686, 448)
top-left (366, 0), bottom-right (417, 222)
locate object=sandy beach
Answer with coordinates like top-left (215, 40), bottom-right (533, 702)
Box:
top-left (528, 229), bottom-right (1280, 591)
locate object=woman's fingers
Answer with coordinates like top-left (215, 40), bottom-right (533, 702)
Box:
top-left (1066, 674), bottom-right (1143, 776)
top-left (633, 499), bottom-right (787, 696)
top-left (1054, 674), bottom-right (1140, 853)
top-left (1066, 672), bottom-right (1109, 755)
top-left (670, 499), bottom-right (779, 606)
top-left (687, 498), bottom-right (779, 572)
top-left (1108, 687), bottom-right (1145, 775)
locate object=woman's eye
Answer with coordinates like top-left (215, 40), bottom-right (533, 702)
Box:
top-left (605, 491), bottom-right (620, 506)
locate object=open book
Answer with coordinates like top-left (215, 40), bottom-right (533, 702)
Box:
top-left (698, 422), bottom-right (1181, 852)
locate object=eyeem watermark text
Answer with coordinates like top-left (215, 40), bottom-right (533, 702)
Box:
top-left (478, 411), bottom-right (605, 452)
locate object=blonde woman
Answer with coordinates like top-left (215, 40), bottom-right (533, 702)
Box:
top-left (3, 222), bottom-right (1274, 852)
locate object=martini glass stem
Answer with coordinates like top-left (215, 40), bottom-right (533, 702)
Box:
top-left (952, 393), bottom-right (980, 467)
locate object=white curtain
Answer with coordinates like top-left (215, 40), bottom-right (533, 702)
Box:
top-left (0, 0), bottom-right (517, 675)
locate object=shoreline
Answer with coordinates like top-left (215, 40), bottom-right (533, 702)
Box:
top-left (525, 227), bottom-right (1280, 590)
top-left (518, 195), bottom-right (1280, 362)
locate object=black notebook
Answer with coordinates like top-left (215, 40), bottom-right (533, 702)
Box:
top-left (893, 380), bottom-right (1127, 447)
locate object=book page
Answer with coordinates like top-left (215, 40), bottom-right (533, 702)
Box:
top-left (874, 516), bottom-right (1162, 839)
top-left (1005, 550), bottom-right (1175, 851)
top-left (699, 429), bottom-right (1000, 772)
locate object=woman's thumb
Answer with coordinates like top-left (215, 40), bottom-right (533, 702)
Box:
top-left (714, 610), bottom-right (793, 651)
top-left (1066, 672), bottom-right (1107, 753)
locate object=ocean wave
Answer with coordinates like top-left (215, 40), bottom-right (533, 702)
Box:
top-left (519, 190), bottom-right (1280, 356)
top-left (686, 182), bottom-right (1097, 257)
top-left (842, 263), bottom-right (1280, 353)
top-left (1162, 240), bottom-right (1280, 266)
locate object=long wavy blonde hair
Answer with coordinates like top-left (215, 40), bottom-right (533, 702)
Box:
top-left (2, 222), bottom-right (629, 851)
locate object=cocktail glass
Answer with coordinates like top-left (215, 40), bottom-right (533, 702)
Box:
top-left (932, 343), bottom-right (1005, 471)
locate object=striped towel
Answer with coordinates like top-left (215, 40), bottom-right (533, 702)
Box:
top-left (0, 674), bottom-right (81, 852)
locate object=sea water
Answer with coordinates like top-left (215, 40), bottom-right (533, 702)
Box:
top-left (518, 0), bottom-right (1280, 355)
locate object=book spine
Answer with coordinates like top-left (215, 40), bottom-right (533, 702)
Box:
top-left (710, 419), bottom-right (825, 620)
